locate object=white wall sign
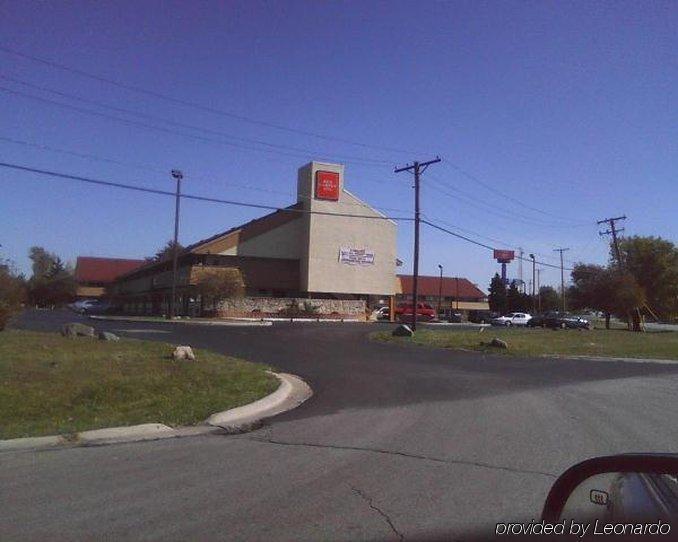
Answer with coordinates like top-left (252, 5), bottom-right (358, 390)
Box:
top-left (339, 247), bottom-right (375, 266)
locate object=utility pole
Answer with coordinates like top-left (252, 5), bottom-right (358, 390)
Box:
top-left (169, 169), bottom-right (183, 319)
top-left (597, 216), bottom-right (626, 270)
top-left (536, 268), bottom-right (542, 313)
top-left (518, 247), bottom-right (524, 293)
top-left (554, 247), bottom-right (570, 312)
top-left (529, 253), bottom-right (536, 314)
top-left (598, 215), bottom-right (638, 330)
top-left (395, 157), bottom-right (441, 331)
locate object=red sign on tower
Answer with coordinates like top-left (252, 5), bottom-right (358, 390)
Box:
top-left (315, 171), bottom-right (340, 201)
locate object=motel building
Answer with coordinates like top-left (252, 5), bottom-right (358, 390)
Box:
top-left (89, 161), bottom-right (488, 319)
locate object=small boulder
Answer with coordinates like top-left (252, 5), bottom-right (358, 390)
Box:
top-left (98, 331), bottom-right (119, 341)
top-left (61, 322), bottom-right (95, 338)
top-left (173, 345), bottom-right (196, 361)
top-left (392, 324), bottom-right (414, 337)
top-left (489, 337), bottom-right (508, 349)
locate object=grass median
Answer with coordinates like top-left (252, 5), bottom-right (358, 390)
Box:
top-left (0, 329), bottom-right (278, 439)
top-left (372, 327), bottom-right (678, 360)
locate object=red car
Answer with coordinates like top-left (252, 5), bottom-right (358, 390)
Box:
top-left (394, 302), bottom-right (437, 322)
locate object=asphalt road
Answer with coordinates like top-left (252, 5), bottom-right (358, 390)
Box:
top-left (3, 310), bottom-right (678, 541)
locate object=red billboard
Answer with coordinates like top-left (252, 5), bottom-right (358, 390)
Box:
top-left (493, 249), bottom-right (515, 262)
top-left (315, 171), bottom-right (340, 201)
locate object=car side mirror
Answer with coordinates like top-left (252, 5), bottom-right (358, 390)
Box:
top-left (542, 455), bottom-right (678, 528)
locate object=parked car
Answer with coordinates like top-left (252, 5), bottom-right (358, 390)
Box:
top-left (69, 299), bottom-right (99, 314)
top-left (445, 312), bottom-right (463, 323)
top-left (374, 306), bottom-right (390, 320)
top-left (468, 310), bottom-right (499, 324)
top-left (394, 302), bottom-right (436, 322)
top-left (527, 311), bottom-right (593, 329)
top-left (491, 312), bottom-right (532, 326)
top-left (82, 300), bottom-right (115, 315)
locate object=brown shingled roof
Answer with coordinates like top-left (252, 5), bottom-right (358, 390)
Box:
top-left (398, 274), bottom-right (486, 300)
top-left (75, 257), bottom-right (145, 284)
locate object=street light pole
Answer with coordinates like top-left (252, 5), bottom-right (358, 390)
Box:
top-left (455, 276), bottom-right (459, 311)
top-left (529, 254), bottom-right (536, 314)
top-left (169, 169), bottom-right (183, 319)
top-left (437, 264), bottom-right (443, 319)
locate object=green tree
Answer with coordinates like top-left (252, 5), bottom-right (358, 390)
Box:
top-left (569, 264), bottom-right (606, 312)
top-left (28, 246), bottom-right (58, 279)
top-left (617, 236), bottom-right (678, 320)
top-left (538, 286), bottom-right (560, 312)
top-left (507, 281), bottom-right (530, 312)
top-left (488, 273), bottom-right (508, 314)
top-left (150, 240), bottom-right (185, 262)
top-left (569, 264), bottom-right (646, 330)
top-left (27, 247), bottom-right (76, 307)
top-left (0, 259), bottom-right (26, 330)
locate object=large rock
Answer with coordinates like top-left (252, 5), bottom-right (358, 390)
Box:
top-left (61, 322), bottom-right (95, 338)
top-left (392, 324), bottom-right (414, 337)
top-left (98, 331), bottom-right (119, 341)
top-left (489, 337), bottom-right (508, 349)
top-left (173, 345), bottom-right (196, 361)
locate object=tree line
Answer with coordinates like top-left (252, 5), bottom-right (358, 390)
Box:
top-left (487, 235), bottom-right (677, 330)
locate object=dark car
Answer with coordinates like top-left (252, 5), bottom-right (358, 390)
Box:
top-left (527, 311), bottom-right (592, 329)
top-left (468, 310), bottom-right (499, 324)
top-left (82, 300), bottom-right (116, 315)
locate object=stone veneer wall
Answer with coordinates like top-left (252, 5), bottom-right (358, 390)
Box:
top-left (217, 297), bottom-right (367, 319)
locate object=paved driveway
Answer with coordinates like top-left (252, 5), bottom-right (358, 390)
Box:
top-left (3, 310), bottom-right (678, 541)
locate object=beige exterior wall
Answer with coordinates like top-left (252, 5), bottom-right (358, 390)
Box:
top-left (76, 285), bottom-right (106, 298)
top-left (231, 219), bottom-right (303, 259)
top-left (297, 162), bottom-right (397, 296)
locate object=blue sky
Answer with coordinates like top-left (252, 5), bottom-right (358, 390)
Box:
top-left (1, 0), bottom-right (675, 291)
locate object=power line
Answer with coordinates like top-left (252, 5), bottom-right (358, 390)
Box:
top-left (421, 212), bottom-right (582, 266)
top-left (422, 218), bottom-right (573, 271)
top-left (426, 174), bottom-right (590, 229)
top-left (0, 45), bottom-right (418, 155)
top-left (0, 46), bottom-right (599, 231)
top-left (0, 161), bottom-right (413, 222)
top-left (0, 85), bottom-right (389, 167)
top-left (0, 75), bottom-right (391, 166)
top-left (439, 158), bottom-right (591, 225)
top-left (0, 159), bottom-right (593, 276)
top-left (0, 134), bottom-right (409, 213)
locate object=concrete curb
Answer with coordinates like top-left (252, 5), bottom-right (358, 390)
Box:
top-left (207, 372), bottom-right (312, 431)
top-left (0, 372), bottom-right (312, 453)
top-left (547, 354), bottom-right (678, 365)
top-left (87, 315), bottom-right (272, 326)
top-left (226, 317), bottom-right (364, 323)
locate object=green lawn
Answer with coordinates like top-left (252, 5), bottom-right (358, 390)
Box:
top-left (372, 327), bottom-right (678, 360)
top-left (0, 329), bottom-right (278, 439)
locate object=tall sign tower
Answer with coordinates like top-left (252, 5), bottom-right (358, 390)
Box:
top-left (493, 249), bottom-right (515, 285)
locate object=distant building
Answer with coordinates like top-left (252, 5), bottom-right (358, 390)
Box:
top-left (396, 274), bottom-right (489, 318)
top-left (74, 256), bottom-right (145, 298)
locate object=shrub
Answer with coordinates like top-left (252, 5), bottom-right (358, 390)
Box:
top-left (0, 264), bottom-right (25, 330)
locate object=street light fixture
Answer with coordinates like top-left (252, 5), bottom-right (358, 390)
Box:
top-left (169, 169), bottom-right (183, 319)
